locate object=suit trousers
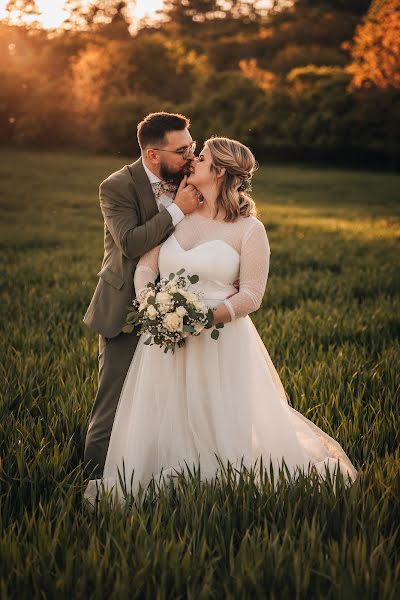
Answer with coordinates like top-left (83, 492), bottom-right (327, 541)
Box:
top-left (84, 328), bottom-right (140, 479)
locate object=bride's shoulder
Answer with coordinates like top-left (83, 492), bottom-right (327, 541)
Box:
top-left (238, 215), bottom-right (267, 235)
top-left (238, 217), bottom-right (270, 253)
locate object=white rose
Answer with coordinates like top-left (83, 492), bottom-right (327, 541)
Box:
top-left (176, 306), bottom-right (187, 317)
top-left (146, 305), bottom-right (157, 320)
top-left (163, 312), bottom-right (183, 333)
top-left (156, 291), bottom-right (172, 306)
top-left (166, 283), bottom-right (178, 293)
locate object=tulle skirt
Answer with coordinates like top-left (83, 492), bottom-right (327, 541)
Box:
top-left (84, 315), bottom-right (358, 504)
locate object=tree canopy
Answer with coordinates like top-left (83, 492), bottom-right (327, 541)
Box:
top-left (0, 0), bottom-right (398, 167)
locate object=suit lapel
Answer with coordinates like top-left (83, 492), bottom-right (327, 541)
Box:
top-left (127, 157), bottom-right (158, 219)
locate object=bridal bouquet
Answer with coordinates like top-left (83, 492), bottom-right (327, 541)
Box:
top-left (123, 269), bottom-right (224, 353)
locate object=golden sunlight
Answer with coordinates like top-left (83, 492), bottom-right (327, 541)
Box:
top-left (0, 0), bottom-right (165, 29)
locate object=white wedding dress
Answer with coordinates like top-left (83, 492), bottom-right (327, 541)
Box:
top-left (84, 211), bottom-right (358, 504)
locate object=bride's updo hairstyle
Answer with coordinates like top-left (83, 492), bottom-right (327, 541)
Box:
top-left (206, 136), bottom-right (257, 222)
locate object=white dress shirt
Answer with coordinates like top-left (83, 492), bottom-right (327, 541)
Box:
top-left (142, 161), bottom-right (184, 227)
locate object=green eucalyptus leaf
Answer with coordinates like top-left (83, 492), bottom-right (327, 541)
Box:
top-left (173, 292), bottom-right (186, 303)
top-left (187, 307), bottom-right (198, 319)
top-left (211, 329), bottom-right (220, 340)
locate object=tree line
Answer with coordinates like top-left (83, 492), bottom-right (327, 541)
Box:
top-left (1, 0), bottom-right (399, 167)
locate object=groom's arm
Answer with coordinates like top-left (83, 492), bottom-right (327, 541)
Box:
top-left (99, 175), bottom-right (174, 261)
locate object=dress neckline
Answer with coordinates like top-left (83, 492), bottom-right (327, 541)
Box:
top-left (189, 210), bottom-right (230, 223)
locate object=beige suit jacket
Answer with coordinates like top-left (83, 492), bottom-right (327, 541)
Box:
top-left (83, 158), bottom-right (175, 338)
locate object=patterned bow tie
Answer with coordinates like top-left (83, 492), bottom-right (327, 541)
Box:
top-left (152, 181), bottom-right (178, 201)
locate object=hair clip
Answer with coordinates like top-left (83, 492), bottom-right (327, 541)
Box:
top-left (238, 177), bottom-right (252, 193)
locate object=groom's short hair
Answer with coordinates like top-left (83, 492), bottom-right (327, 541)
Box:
top-left (137, 112), bottom-right (190, 150)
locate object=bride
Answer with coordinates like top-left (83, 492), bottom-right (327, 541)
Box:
top-left (84, 137), bottom-right (358, 504)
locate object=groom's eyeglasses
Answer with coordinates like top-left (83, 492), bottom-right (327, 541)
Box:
top-left (152, 141), bottom-right (196, 160)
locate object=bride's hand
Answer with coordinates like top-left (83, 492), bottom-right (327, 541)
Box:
top-left (226, 280), bottom-right (240, 299)
top-left (212, 303), bottom-right (232, 325)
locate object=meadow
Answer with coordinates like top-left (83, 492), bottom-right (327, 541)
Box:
top-left (0, 147), bottom-right (399, 599)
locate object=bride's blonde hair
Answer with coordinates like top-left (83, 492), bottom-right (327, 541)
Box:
top-left (205, 136), bottom-right (258, 222)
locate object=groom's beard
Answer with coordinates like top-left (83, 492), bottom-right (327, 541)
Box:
top-left (160, 161), bottom-right (192, 185)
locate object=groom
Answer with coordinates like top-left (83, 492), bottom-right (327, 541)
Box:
top-left (83, 112), bottom-right (199, 479)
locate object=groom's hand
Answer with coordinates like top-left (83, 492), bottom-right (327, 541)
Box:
top-left (174, 176), bottom-right (199, 215)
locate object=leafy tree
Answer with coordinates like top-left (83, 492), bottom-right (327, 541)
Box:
top-left (239, 59), bottom-right (278, 91)
top-left (4, 0), bottom-right (41, 26)
top-left (122, 34), bottom-right (208, 102)
top-left (161, 0), bottom-right (265, 36)
top-left (346, 0), bottom-right (400, 89)
top-left (180, 70), bottom-right (267, 147)
top-left (271, 0), bottom-right (371, 16)
top-left (269, 44), bottom-right (347, 73)
top-left (71, 41), bottom-right (131, 121)
top-left (97, 94), bottom-right (173, 154)
top-left (63, 0), bottom-right (132, 37)
top-left (161, 0), bottom-right (221, 27)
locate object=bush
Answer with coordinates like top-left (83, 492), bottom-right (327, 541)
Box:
top-left (96, 94), bottom-right (176, 156)
top-left (0, 69), bottom-right (75, 148)
top-left (271, 45), bottom-right (348, 74)
top-left (179, 71), bottom-right (266, 149)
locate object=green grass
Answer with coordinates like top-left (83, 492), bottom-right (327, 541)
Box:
top-left (1, 148), bottom-right (399, 599)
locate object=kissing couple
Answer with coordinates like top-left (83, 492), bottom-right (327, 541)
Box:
top-left (83, 111), bottom-right (358, 505)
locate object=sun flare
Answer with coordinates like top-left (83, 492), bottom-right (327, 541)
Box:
top-left (0, 0), bottom-right (165, 29)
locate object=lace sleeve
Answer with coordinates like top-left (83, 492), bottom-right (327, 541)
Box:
top-left (133, 244), bottom-right (161, 298)
top-left (223, 220), bottom-right (270, 320)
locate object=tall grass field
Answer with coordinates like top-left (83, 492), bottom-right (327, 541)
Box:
top-left (1, 148), bottom-right (399, 599)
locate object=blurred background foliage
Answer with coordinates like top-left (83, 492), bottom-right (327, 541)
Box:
top-left (0, 0), bottom-right (399, 167)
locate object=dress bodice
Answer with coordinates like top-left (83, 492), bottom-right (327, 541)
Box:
top-left (134, 211), bottom-right (271, 319)
top-left (158, 234), bottom-right (239, 306)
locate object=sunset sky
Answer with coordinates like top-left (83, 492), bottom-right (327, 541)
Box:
top-left (0, 1), bottom-right (272, 29)
top-left (0, 0), bottom-right (166, 29)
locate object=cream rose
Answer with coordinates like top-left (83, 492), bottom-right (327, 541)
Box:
top-left (163, 312), bottom-right (183, 333)
top-left (156, 291), bottom-right (172, 314)
top-left (146, 305), bottom-right (157, 320)
top-left (156, 291), bottom-right (171, 305)
top-left (176, 306), bottom-right (187, 317)
top-left (166, 283), bottom-right (178, 293)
